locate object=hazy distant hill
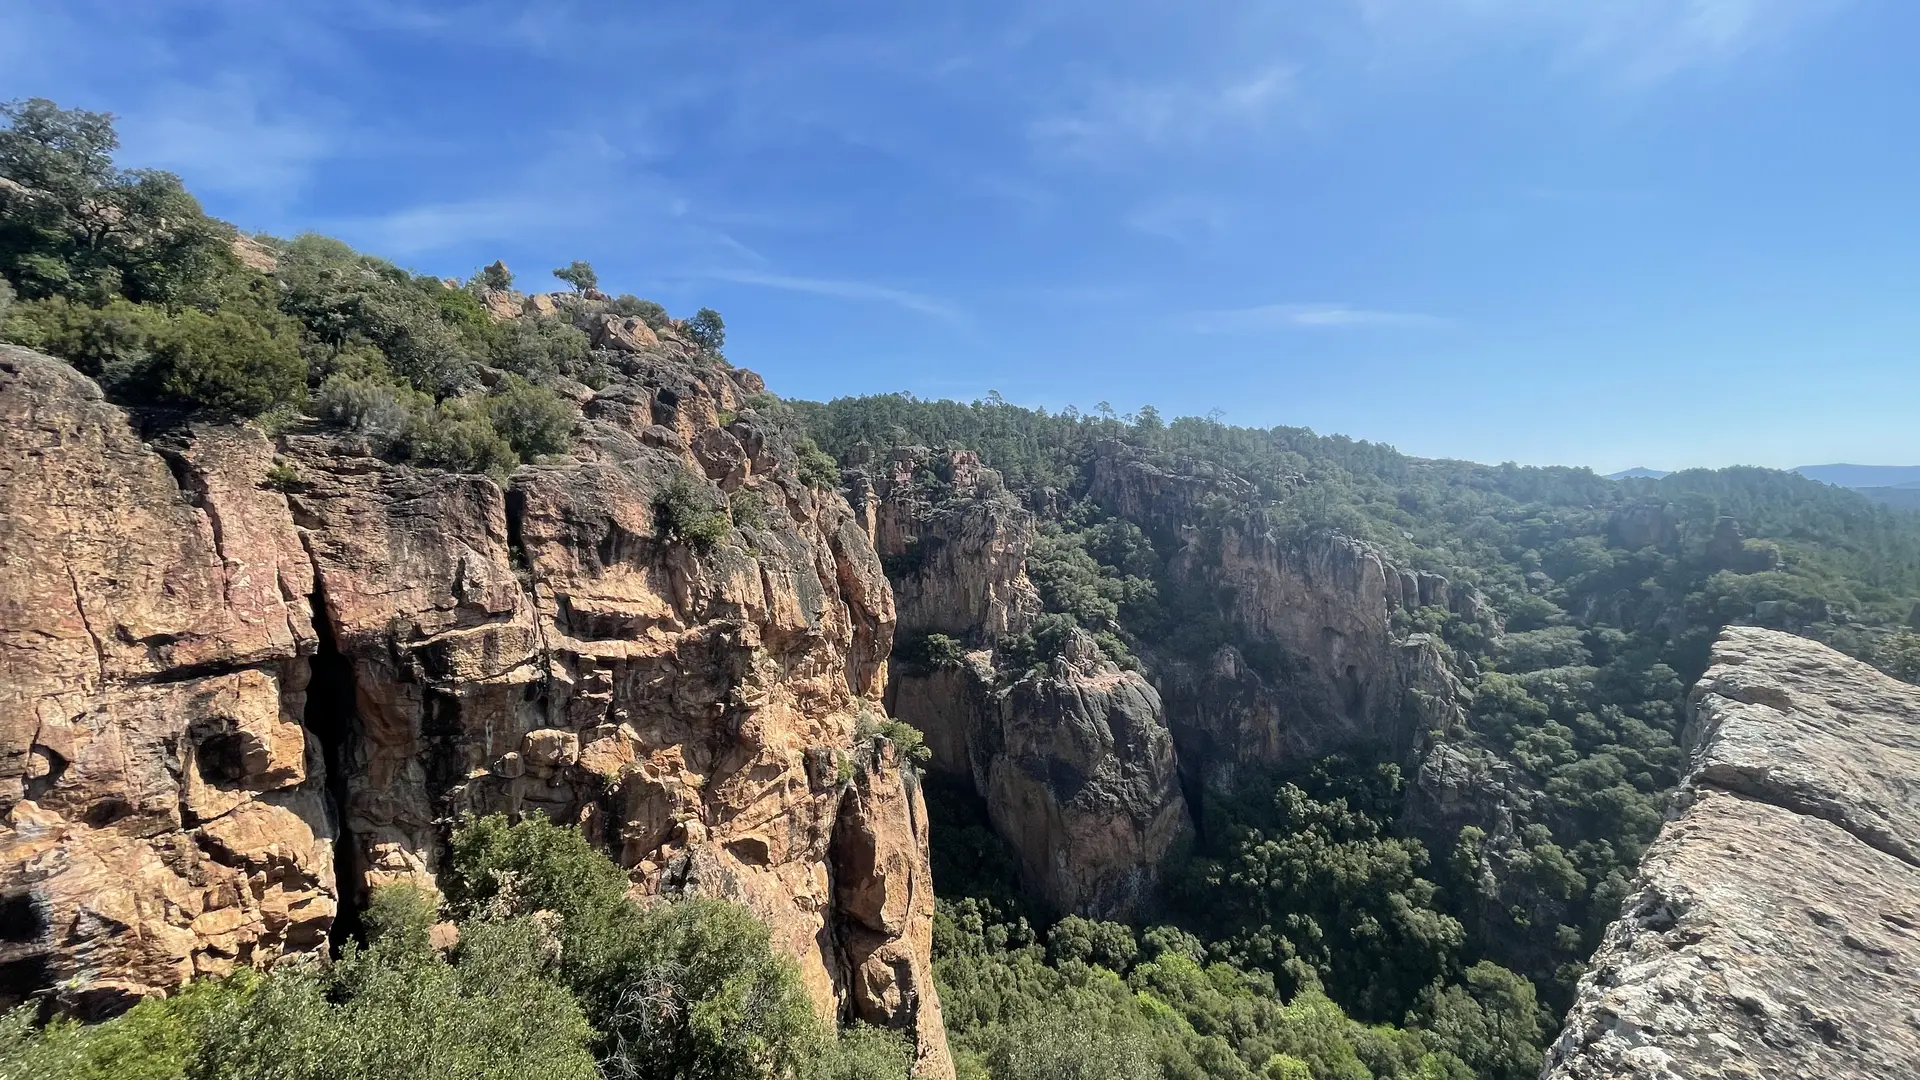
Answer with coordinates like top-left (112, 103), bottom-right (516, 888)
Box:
top-left (1794, 463), bottom-right (1920, 488)
top-left (1606, 467), bottom-right (1670, 480)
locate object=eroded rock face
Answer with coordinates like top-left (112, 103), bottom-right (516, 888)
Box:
top-left (0, 346), bottom-right (951, 1075)
top-left (0, 347), bottom-right (332, 1014)
top-left (859, 447), bottom-right (1040, 643)
top-left (1091, 443), bottom-right (1482, 788)
top-left (973, 631), bottom-right (1191, 919)
top-left (1543, 627), bottom-right (1920, 1079)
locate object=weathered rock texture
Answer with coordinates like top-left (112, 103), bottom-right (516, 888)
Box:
top-left (0, 349), bottom-right (333, 1015)
top-left (860, 451), bottom-right (1189, 918)
top-left (0, 344), bottom-right (951, 1075)
top-left (1543, 627), bottom-right (1920, 1079)
top-left (1092, 444), bottom-right (1478, 788)
top-left (972, 631), bottom-right (1191, 919)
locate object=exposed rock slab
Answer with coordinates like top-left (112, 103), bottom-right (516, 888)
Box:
top-left (1544, 627), bottom-right (1920, 1079)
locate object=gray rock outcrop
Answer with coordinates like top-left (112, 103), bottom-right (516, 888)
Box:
top-left (1543, 626), bottom-right (1920, 1079)
top-left (972, 630), bottom-right (1192, 919)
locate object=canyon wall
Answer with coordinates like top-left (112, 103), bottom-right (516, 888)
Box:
top-left (1543, 627), bottom-right (1920, 1079)
top-left (0, 343), bottom-right (951, 1076)
top-left (863, 442), bottom-right (1483, 920)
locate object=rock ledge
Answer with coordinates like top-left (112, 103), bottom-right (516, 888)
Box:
top-left (1543, 627), bottom-right (1920, 1080)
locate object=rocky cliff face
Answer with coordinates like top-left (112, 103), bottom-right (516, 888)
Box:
top-left (860, 449), bottom-right (1188, 919)
top-left (859, 441), bottom-right (1480, 920)
top-left (972, 631), bottom-right (1191, 919)
top-left (0, 343), bottom-right (951, 1076)
top-left (1544, 627), bottom-right (1920, 1079)
top-left (1091, 445), bottom-right (1479, 787)
top-left (0, 351), bottom-right (333, 1014)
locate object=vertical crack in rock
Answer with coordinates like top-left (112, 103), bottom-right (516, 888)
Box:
top-left (64, 563), bottom-right (107, 681)
top-left (302, 567), bottom-right (362, 949)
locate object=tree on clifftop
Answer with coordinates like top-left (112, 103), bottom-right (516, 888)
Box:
top-left (686, 306), bottom-right (725, 353)
top-left (553, 260), bottom-right (597, 293)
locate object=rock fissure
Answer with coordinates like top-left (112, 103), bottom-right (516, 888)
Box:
top-left (63, 563), bottom-right (107, 683)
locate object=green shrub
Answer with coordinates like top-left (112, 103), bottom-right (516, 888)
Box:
top-left (729, 487), bottom-right (767, 528)
top-left (552, 261), bottom-right (597, 293)
top-left (879, 719), bottom-right (931, 767)
top-left (2, 295), bottom-right (301, 416)
top-left (313, 372), bottom-right (424, 441)
top-left (0, 294), bottom-right (163, 389)
top-left (797, 437), bottom-right (841, 489)
top-left (806, 1023), bottom-right (913, 1080)
top-left (608, 295), bottom-right (669, 329)
top-left (0, 884), bottom-right (600, 1080)
top-left (489, 314), bottom-right (591, 384)
top-left (1, 98), bottom-right (234, 306)
top-left (406, 397), bottom-right (519, 478)
top-left (151, 305), bottom-right (305, 416)
top-left (655, 471), bottom-right (731, 546)
top-left (894, 632), bottom-right (969, 675)
top-left (487, 377), bottom-right (575, 461)
top-left (685, 307), bottom-right (725, 353)
top-left (445, 815), bottom-right (826, 1080)
top-left (265, 459), bottom-right (300, 491)
top-left (477, 261), bottom-right (513, 292)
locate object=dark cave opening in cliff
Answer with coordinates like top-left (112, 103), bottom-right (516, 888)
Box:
top-left (303, 583), bottom-right (364, 953)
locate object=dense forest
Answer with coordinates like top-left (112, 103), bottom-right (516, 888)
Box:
top-left (5, 96), bottom-right (1920, 1080)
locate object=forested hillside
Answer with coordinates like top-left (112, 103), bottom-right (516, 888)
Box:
top-left (793, 390), bottom-right (1920, 1076)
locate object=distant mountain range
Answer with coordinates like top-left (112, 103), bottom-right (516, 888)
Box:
top-left (1605, 463), bottom-right (1920, 510)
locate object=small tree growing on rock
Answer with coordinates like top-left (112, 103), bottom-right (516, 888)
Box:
top-left (552, 261), bottom-right (597, 293)
top-left (685, 307), bottom-right (725, 354)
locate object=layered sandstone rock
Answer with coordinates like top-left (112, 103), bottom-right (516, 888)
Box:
top-left (1543, 627), bottom-right (1920, 1079)
top-left (0, 345), bottom-right (951, 1075)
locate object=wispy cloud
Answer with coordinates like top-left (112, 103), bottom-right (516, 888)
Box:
top-left (701, 269), bottom-right (966, 325)
top-left (119, 77), bottom-right (336, 207)
top-left (1354, 0), bottom-right (1849, 87)
top-left (1193, 303), bottom-right (1448, 334)
top-left (1030, 65), bottom-right (1295, 162)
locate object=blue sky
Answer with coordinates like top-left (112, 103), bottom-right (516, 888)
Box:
top-left (3, 0), bottom-right (1915, 472)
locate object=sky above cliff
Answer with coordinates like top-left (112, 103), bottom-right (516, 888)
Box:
top-left (2, 0), bottom-right (1915, 473)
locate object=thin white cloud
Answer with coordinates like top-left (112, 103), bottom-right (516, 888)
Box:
top-left (703, 269), bottom-right (965, 325)
top-left (1193, 303), bottom-right (1448, 333)
top-left (1354, 0), bottom-right (1849, 87)
top-left (1030, 65), bottom-right (1295, 162)
top-left (118, 77), bottom-right (335, 206)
